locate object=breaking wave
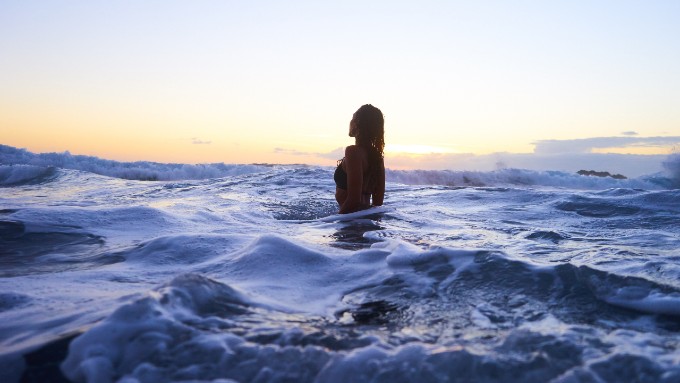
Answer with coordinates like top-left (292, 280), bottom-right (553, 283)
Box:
top-left (2, 144), bottom-right (678, 189)
top-left (0, 165), bottom-right (57, 187)
top-left (0, 145), bottom-right (268, 181)
top-left (662, 152), bottom-right (680, 188)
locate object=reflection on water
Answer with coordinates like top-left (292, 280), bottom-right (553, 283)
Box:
top-left (329, 217), bottom-right (384, 250)
top-left (0, 220), bottom-right (116, 277)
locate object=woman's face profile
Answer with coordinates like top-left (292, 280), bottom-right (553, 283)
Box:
top-left (349, 115), bottom-right (358, 137)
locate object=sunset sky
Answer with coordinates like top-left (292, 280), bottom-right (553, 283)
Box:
top-left (1, 1), bottom-right (679, 174)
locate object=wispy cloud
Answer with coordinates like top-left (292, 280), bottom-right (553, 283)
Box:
top-left (274, 147), bottom-right (345, 160)
top-left (317, 147), bottom-right (345, 160)
top-left (191, 138), bottom-right (212, 145)
top-left (532, 136), bottom-right (680, 154)
top-left (384, 151), bottom-right (667, 177)
top-left (621, 131), bottom-right (638, 136)
top-left (276, 138), bottom-right (678, 177)
top-left (385, 136), bottom-right (680, 177)
top-left (273, 147), bottom-right (310, 156)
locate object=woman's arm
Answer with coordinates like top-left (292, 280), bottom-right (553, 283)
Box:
top-left (372, 159), bottom-right (385, 206)
top-left (339, 146), bottom-right (365, 214)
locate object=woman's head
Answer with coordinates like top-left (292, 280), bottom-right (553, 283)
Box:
top-left (350, 104), bottom-right (384, 157)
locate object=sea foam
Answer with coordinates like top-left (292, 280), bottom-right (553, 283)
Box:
top-left (2, 154), bottom-right (680, 382)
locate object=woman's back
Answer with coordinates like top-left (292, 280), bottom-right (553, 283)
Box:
top-left (335, 105), bottom-right (385, 214)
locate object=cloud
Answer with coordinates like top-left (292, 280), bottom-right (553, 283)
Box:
top-left (377, 136), bottom-right (680, 177)
top-left (191, 137), bottom-right (212, 145)
top-left (273, 147), bottom-right (310, 156)
top-left (532, 136), bottom-right (680, 154)
top-left (274, 146), bottom-right (345, 160)
top-left (317, 147), bottom-right (345, 160)
top-left (621, 131), bottom-right (638, 136)
top-left (276, 138), bottom-right (678, 178)
top-left (384, 151), bottom-right (666, 178)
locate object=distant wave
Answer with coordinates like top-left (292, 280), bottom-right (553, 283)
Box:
top-left (662, 152), bottom-right (680, 188)
top-left (0, 145), bottom-right (269, 182)
top-left (386, 168), bottom-right (672, 190)
top-left (2, 144), bottom-right (678, 189)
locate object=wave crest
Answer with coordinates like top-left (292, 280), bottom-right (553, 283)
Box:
top-left (3, 144), bottom-right (677, 189)
top-left (0, 165), bottom-right (57, 186)
top-left (662, 152), bottom-right (680, 188)
top-left (386, 168), bottom-right (664, 190)
top-left (0, 145), bottom-right (268, 181)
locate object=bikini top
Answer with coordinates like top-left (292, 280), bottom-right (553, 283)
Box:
top-left (334, 159), bottom-right (348, 190)
top-left (334, 158), bottom-right (373, 194)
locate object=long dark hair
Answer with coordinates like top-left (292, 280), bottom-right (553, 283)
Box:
top-left (353, 104), bottom-right (384, 191)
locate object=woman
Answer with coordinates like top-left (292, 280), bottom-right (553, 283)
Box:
top-left (334, 104), bottom-right (385, 214)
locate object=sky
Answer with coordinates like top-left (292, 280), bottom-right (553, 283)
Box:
top-left (1, 1), bottom-right (679, 176)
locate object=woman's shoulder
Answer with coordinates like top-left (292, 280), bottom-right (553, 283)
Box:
top-left (344, 145), bottom-right (366, 158)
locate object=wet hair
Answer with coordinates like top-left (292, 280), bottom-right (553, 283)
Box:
top-left (353, 104), bottom-right (385, 158)
top-left (353, 104), bottom-right (384, 191)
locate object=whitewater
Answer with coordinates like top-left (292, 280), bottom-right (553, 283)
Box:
top-left (1, 145), bottom-right (680, 383)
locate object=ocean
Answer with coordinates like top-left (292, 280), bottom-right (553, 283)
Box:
top-left (1, 145), bottom-right (680, 382)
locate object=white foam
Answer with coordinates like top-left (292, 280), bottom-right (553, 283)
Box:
top-left (386, 168), bottom-right (666, 190)
top-left (2, 146), bottom-right (680, 381)
top-left (316, 206), bottom-right (393, 222)
top-left (11, 206), bottom-right (185, 246)
top-left (605, 287), bottom-right (680, 316)
top-left (383, 242), bottom-right (478, 272)
top-left (198, 234), bottom-right (393, 314)
top-left (470, 305), bottom-right (496, 329)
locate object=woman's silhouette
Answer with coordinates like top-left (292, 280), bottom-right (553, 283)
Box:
top-left (334, 104), bottom-right (385, 213)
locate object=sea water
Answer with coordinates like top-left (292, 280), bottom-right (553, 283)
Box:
top-left (1, 146), bottom-right (680, 382)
